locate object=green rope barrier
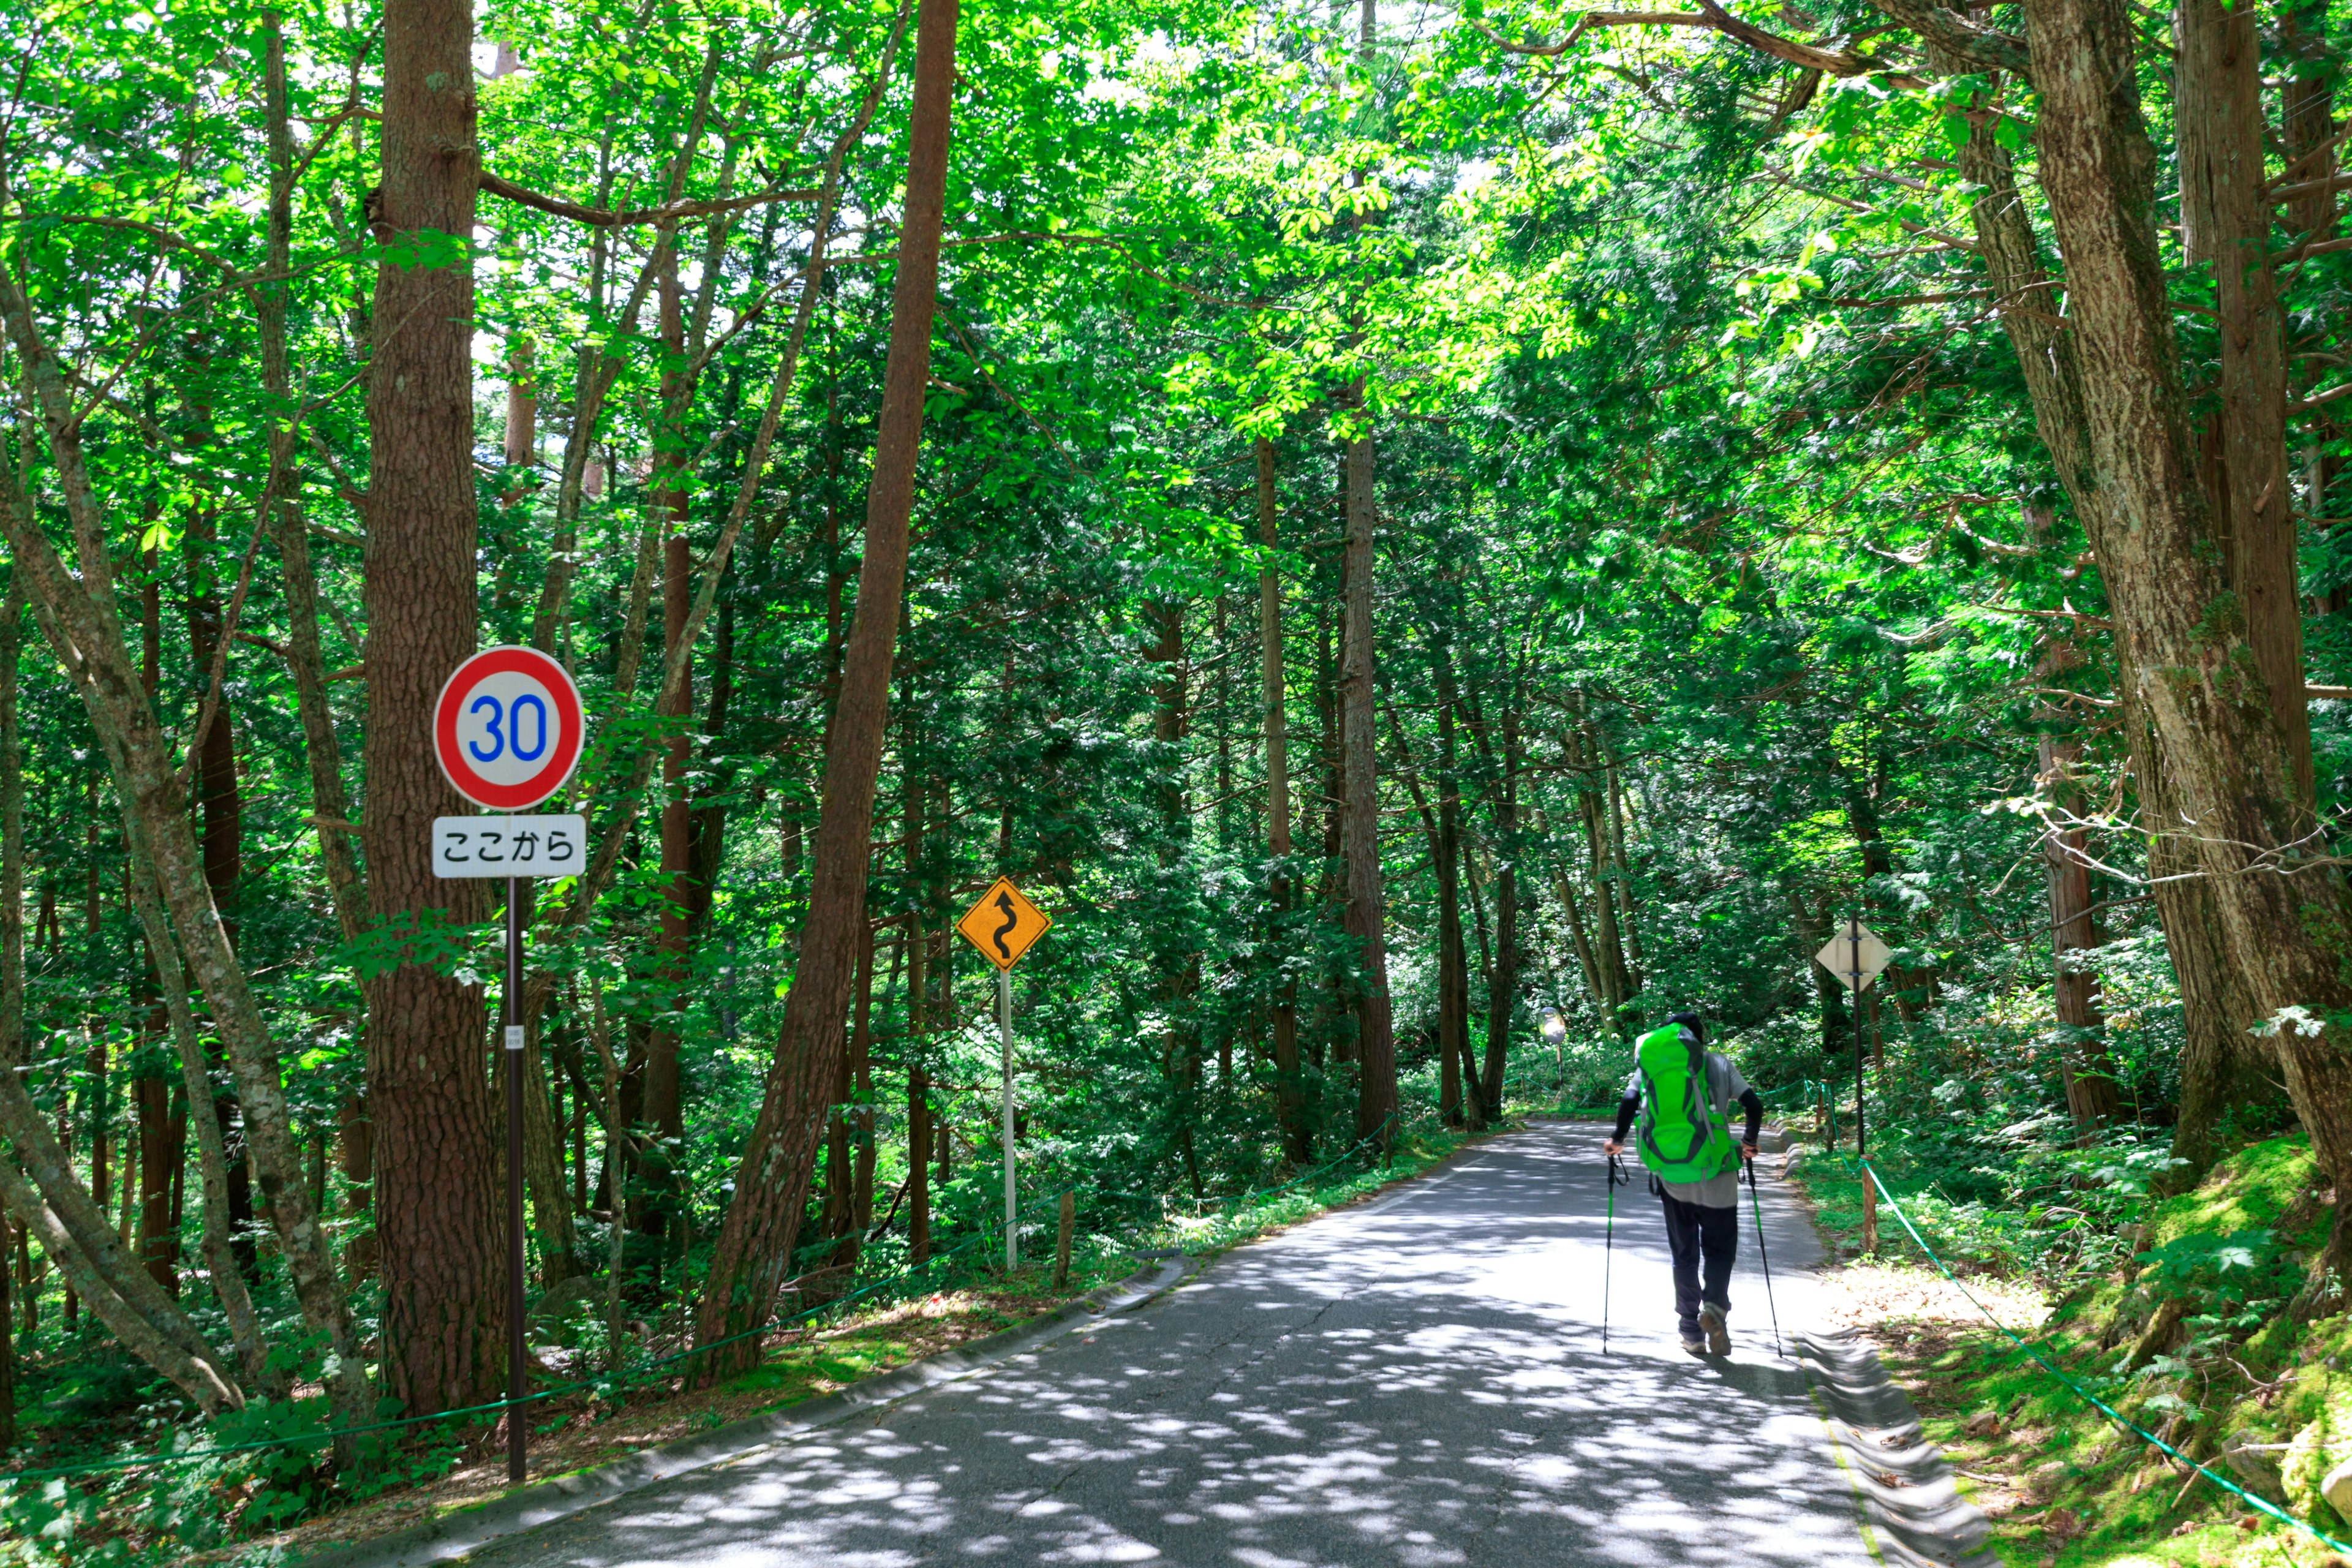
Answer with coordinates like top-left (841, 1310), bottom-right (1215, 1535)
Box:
top-left (1841, 1153), bottom-right (2352, 1553)
top-left (0, 1127), bottom-right (1401, 1488)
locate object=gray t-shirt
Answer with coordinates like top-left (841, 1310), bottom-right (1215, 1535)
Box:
top-left (1623, 1049), bottom-right (1751, 1209)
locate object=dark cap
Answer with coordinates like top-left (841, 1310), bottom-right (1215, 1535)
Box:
top-left (1667, 1009), bottom-right (1704, 1041)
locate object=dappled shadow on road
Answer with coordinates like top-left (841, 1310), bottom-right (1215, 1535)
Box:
top-left (478, 1125), bottom-right (1871, 1567)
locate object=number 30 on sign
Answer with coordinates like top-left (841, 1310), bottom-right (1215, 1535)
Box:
top-left (434, 646), bottom-right (586, 809)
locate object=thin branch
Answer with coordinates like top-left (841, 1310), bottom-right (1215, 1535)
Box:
top-left (477, 172), bottom-right (818, 229)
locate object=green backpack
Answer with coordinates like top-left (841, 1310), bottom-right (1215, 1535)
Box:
top-left (1634, 1023), bottom-right (1736, 1183)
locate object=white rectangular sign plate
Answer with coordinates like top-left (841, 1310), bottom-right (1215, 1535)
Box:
top-left (432, 815), bottom-right (588, 878)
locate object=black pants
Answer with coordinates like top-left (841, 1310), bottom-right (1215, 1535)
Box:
top-left (1660, 1192), bottom-right (1737, 1333)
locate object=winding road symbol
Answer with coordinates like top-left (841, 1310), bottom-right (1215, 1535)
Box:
top-left (991, 891), bottom-right (1019, 959)
top-left (956, 876), bottom-right (1050, 971)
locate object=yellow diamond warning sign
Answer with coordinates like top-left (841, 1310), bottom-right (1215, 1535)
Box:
top-left (956, 876), bottom-right (1050, 971)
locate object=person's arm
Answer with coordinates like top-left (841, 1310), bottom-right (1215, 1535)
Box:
top-left (1605, 1092), bottom-right (1639, 1153)
top-left (1740, 1087), bottom-right (1762, 1154)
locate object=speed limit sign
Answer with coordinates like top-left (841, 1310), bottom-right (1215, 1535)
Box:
top-left (433, 646), bottom-right (586, 809)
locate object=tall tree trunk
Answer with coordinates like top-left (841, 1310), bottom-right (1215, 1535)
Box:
top-left (1432, 654), bottom-right (1474, 1126)
top-left (520, 996), bottom-right (582, 1284)
top-left (2022, 0), bottom-right (2352, 1300)
top-left (692, 0), bottom-right (957, 1377)
top-left (125, 850), bottom-right (276, 1392)
top-left (135, 1079), bottom-right (178, 1293)
top-left (2038, 733), bottom-right (2123, 1123)
top-left (1482, 699), bottom-right (1521, 1117)
top-left (1569, 719), bottom-right (1632, 1029)
top-left (505, 334), bottom-right (536, 474)
top-left (338, 1092), bottom-right (375, 1281)
top-left (1339, 433), bottom-right (1396, 1141)
top-left (851, 929), bottom-right (877, 1245)
top-left (2124, 664), bottom-right (2280, 1189)
top-left (2280, 1), bottom-right (2342, 595)
top-left (183, 510), bottom-right (258, 1284)
top-left (822, 924), bottom-right (874, 1265)
top-left (1604, 752), bottom-right (1643, 995)
top-left (1946, 69), bottom-right (2271, 1188)
top-left (1540, 811), bottom-right (1610, 1037)
top-left (1257, 437), bottom-right (1308, 1161)
top-left (364, 0), bottom-right (500, 1415)
top-left (642, 252), bottom-right (694, 1253)
top-left (1842, 756), bottom-right (1928, 1022)
top-left (0, 591), bottom-right (241, 1409)
top-left (905, 748), bottom-right (932, 1263)
top-left (85, 1029), bottom-right (107, 1241)
top-left (1150, 601), bottom-right (1204, 1192)
top-left (2177, 0), bottom-right (2305, 802)
top-left (0, 1208), bottom-right (12, 1447)
top-left (0, 284), bottom-right (356, 1424)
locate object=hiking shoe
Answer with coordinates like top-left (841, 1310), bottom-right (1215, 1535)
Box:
top-left (1699, 1303), bottom-right (1731, 1356)
top-left (1680, 1330), bottom-right (1706, 1357)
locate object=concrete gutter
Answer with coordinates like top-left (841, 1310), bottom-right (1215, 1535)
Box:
top-left (298, 1254), bottom-right (1189, 1568)
top-left (1798, 1326), bottom-right (2002, 1568)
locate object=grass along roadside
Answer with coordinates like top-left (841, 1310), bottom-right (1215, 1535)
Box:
top-left (1787, 1135), bottom-right (2349, 1568)
top-left (87, 1124), bottom-right (1490, 1568)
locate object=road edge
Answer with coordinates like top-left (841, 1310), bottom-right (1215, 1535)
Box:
top-left (294, 1254), bottom-right (1188, 1568)
top-left (1798, 1326), bottom-right (2002, 1568)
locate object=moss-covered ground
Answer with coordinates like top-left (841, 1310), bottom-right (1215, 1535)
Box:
top-left (1793, 1134), bottom-right (2352, 1568)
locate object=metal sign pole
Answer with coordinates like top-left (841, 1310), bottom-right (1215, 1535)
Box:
top-left (999, 967), bottom-right (1016, 1270)
top-left (1850, 917), bottom-right (1866, 1161)
top-left (504, 875), bottom-right (527, 1485)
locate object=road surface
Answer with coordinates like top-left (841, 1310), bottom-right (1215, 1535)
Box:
top-left (472, 1120), bottom-right (1882, 1567)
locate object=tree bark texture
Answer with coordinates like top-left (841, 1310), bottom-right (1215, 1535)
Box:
top-left (339, 1092), bottom-right (376, 1281)
top-left (1948, 80), bottom-right (2272, 1183)
top-left (905, 764), bottom-right (933, 1263)
top-left (2176, 0), bottom-right (2307, 804)
top-left (0, 1208), bottom-right (12, 1447)
top-left (520, 1002), bottom-right (582, 1285)
top-left (182, 510), bottom-right (260, 1283)
top-left (1482, 698), bottom-right (1521, 1116)
top-left (2037, 733), bottom-right (2123, 1122)
top-left (505, 334), bottom-right (537, 472)
top-left (0, 592), bottom-right (240, 1409)
top-left (1432, 654), bottom-right (1476, 1126)
top-left (1567, 720), bottom-right (1632, 1031)
top-left (364, 0), bottom-right (501, 1415)
top-left (2022, 0), bottom-right (2352, 1294)
top-left (1340, 432), bottom-right (1397, 1141)
top-left (691, 0), bottom-right (957, 1378)
top-left (123, 848), bottom-right (276, 1392)
top-left (0, 249), bottom-right (369, 1434)
top-left (1257, 436), bottom-right (1308, 1161)
top-left (1150, 601), bottom-right (1205, 1193)
top-left (641, 254), bottom-right (695, 1248)
top-left (2121, 661), bottom-right (2280, 1191)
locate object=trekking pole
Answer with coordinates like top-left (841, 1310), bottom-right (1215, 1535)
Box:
top-left (1744, 1155), bottom-right (1785, 1360)
top-left (1602, 1150), bottom-right (1629, 1354)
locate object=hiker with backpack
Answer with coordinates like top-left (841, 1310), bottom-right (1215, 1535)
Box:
top-left (1602, 1010), bottom-right (1763, 1357)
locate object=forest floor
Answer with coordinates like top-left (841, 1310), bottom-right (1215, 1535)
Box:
top-left (183, 1124), bottom-right (1496, 1568)
top-left (1792, 1153), bottom-right (2328, 1568)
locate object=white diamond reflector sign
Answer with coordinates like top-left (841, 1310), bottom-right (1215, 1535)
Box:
top-left (1815, 919), bottom-right (1892, 993)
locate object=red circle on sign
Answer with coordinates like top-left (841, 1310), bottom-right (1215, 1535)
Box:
top-left (434, 646), bottom-right (586, 809)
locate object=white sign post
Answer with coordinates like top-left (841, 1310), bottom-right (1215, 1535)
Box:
top-left (432, 647), bottom-right (586, 1487)
top-left (954, 879), bottom-right (1052, 1271)
top-left (1814, 917), bottom-right (1892, 1251)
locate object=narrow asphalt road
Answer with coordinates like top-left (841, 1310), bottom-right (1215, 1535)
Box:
top-left (473, 1120), bottom-right (1874, 1567)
